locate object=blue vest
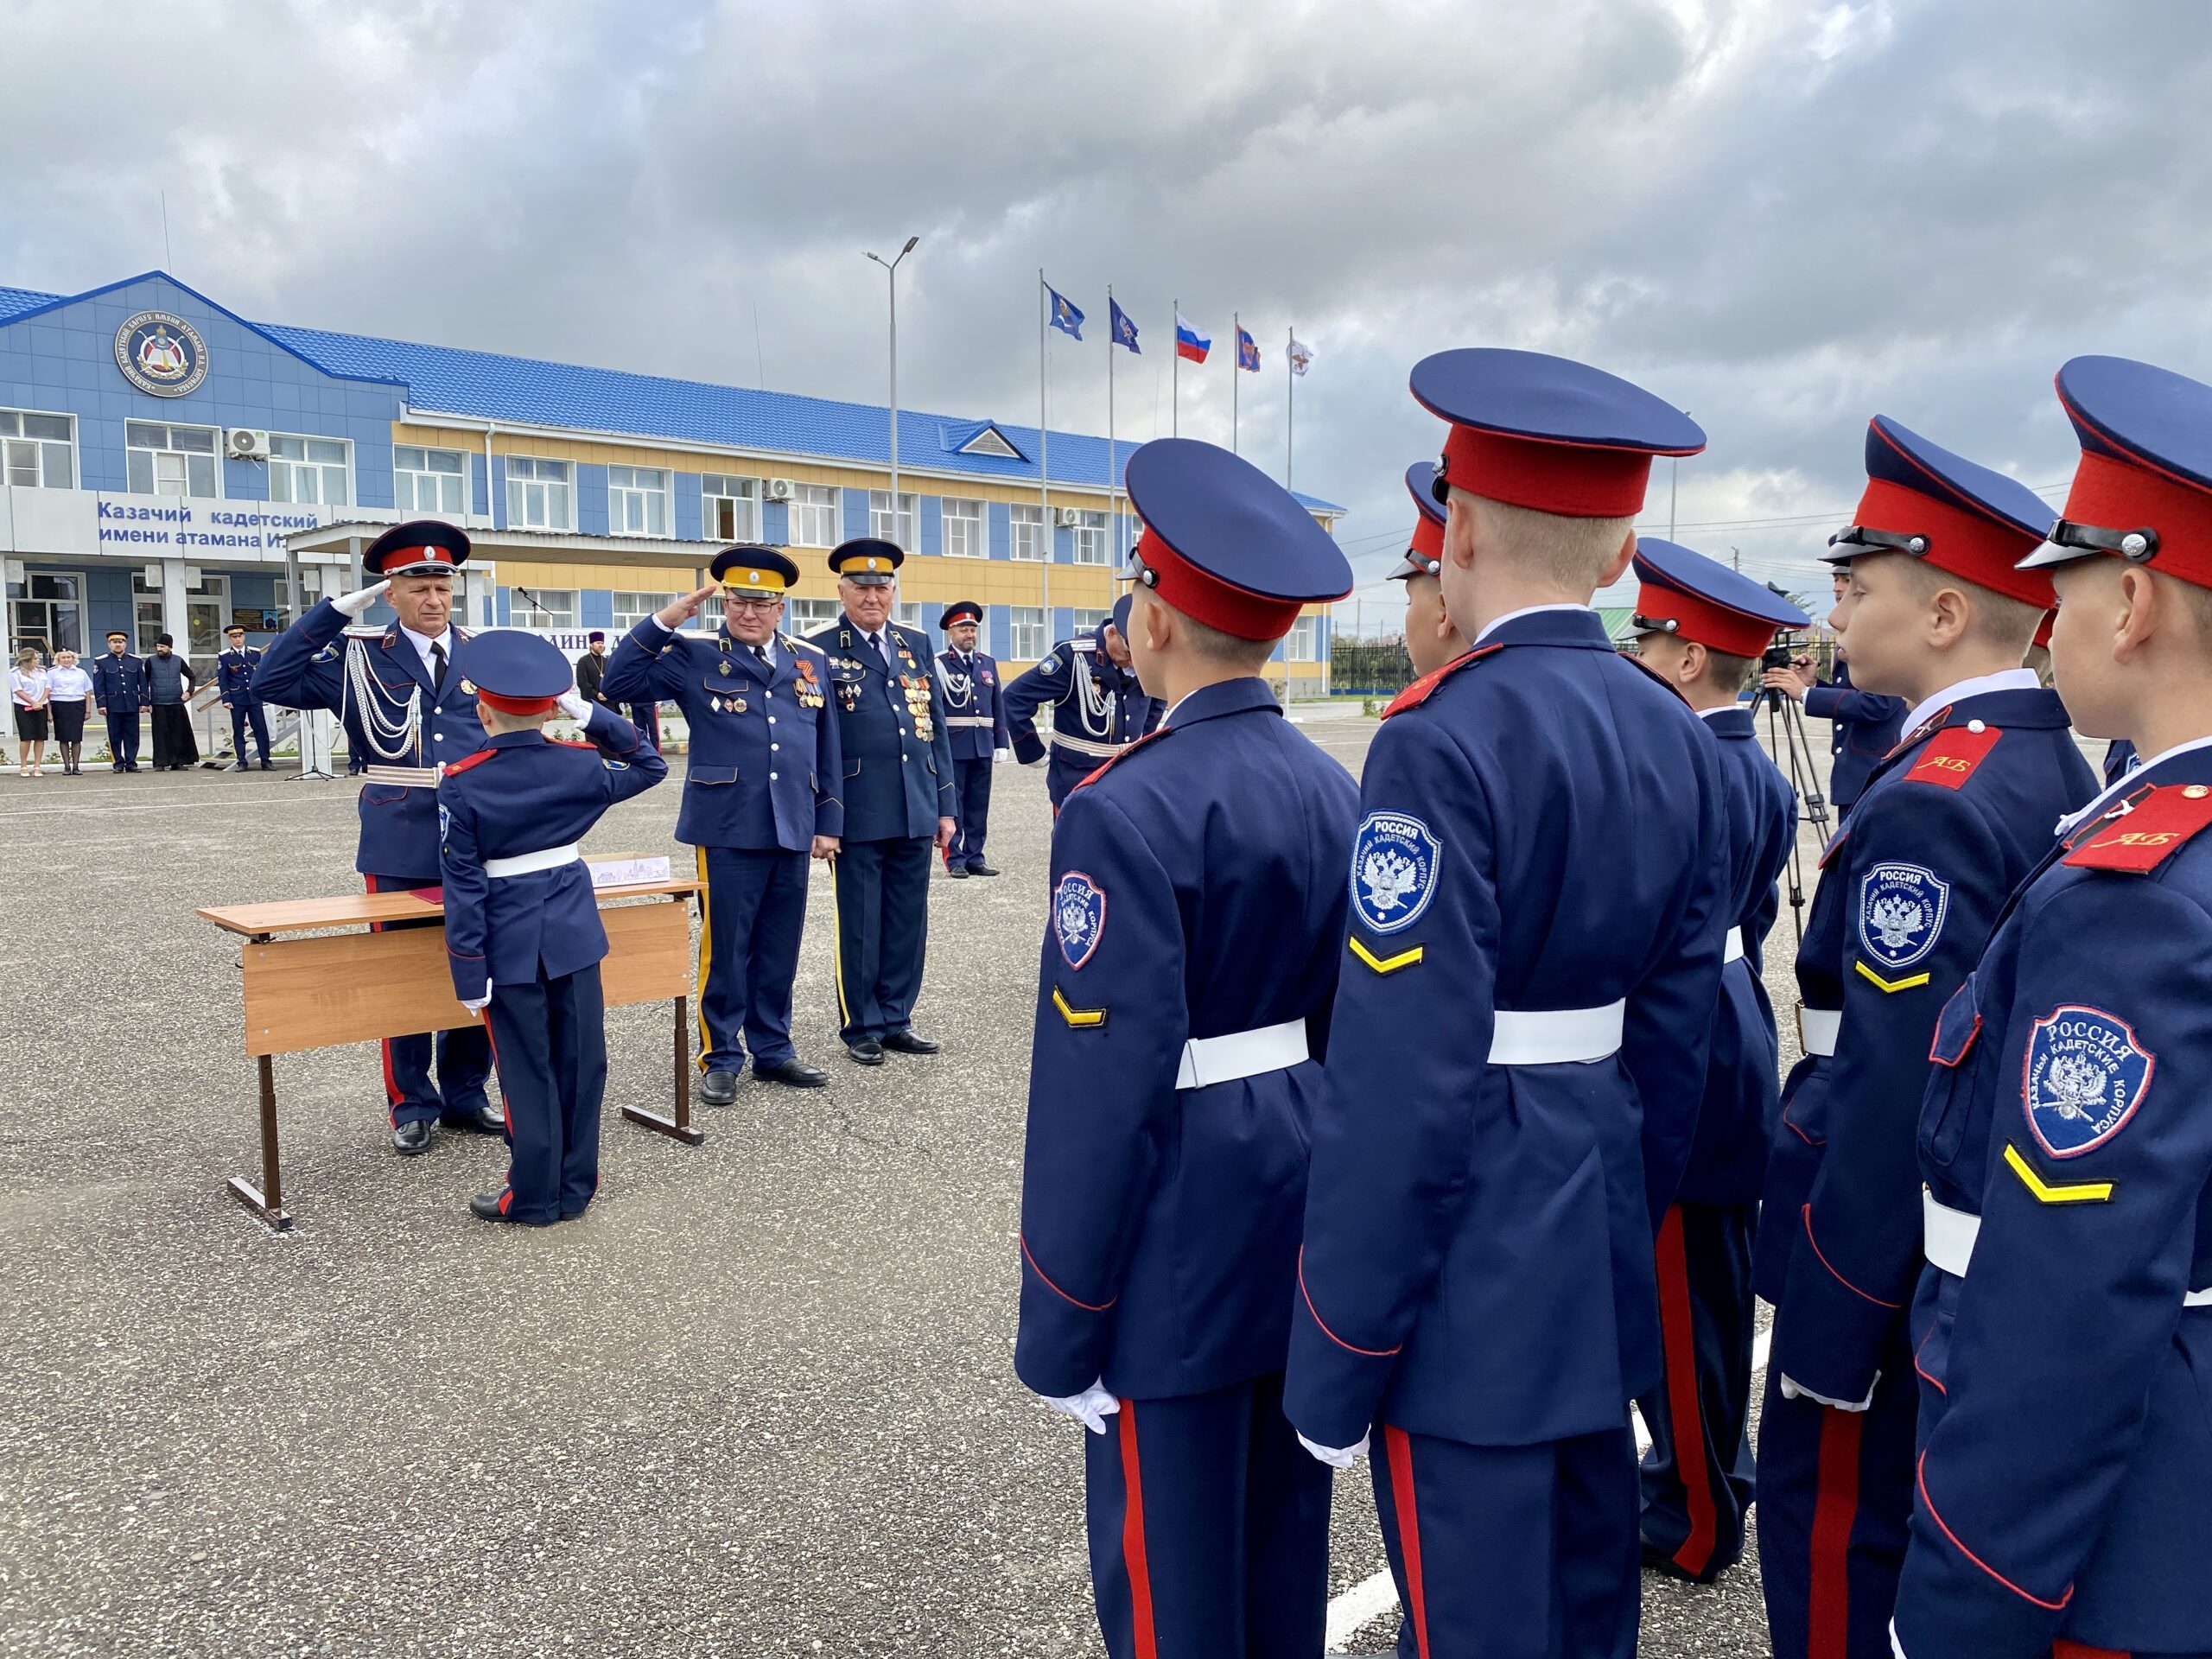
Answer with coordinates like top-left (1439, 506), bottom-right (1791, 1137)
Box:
top-left (804, 619), bottom-right (956, 842)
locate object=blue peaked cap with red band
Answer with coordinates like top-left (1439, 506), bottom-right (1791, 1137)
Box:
top-left (1389, 461), bottom-right (1447, 581)
top-left (1632, 537), bottom-right (1808, 657)
top-left (454, 629), bottom-right (571, 713)
top-left (365, 519), bottom-right (469, 576)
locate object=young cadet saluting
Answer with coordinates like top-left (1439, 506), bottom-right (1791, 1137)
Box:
top-left (1754, 417), bottom-right (2098, 1659)
top-left (1014, 437), bottom-right (1357, 1659)
top-left (1287, 349), bottom-right (1731, 1659)
top-left (1890, 356), bottom-right (2212, 1659)
top-left (437, 632), bottom-right (664, 1224)
top-left (1388, 461), bottom-right (1469, 676)
top-left (1626, 539), bottom-right (1807, 1586)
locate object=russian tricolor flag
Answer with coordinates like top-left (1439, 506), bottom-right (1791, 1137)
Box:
top-left (1174, 313), bottom-right (1211, 364)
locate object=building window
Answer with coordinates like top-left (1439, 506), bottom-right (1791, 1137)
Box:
top-left (702, 474), bottom-right (759, 543)
top-left (611, 591), bottom-right (677, 630)
top-left (942, 497), bottom-right (986, 558)
top-left (511, 588), bottom-right (576, 629)
top-left (608, 464), bottom-right (669, 537)
top-left (505, 456), bottom-right (572, 531)
top-left (787, 598), bottom-right (838, 634)
top-left (0, 410), bottom-right (74, 488)
top-left (893, 602), bottom-right (925, 639)
top-left (1286, 615), bottom-right (1318, 662)
top-left (788, 483), bottom-right (837, 548)
top-left (1071, 510), bottom-right (1109, 565)
top-left (125, 421), bottom-right (219, 499)
top-left (1010, 606), bottom-right (1046, 659)
top-left (394, 445), bottom-right (467, 514)
top-left (869, 490), bottom-right (917, 548)
top-left (269, 434), bottom-right (350, 506)
top-left (1009, 503), bottom-right (1045, 562)
top-left (7, 570), bottom-right (86, 657)
top-left (1071, 608), bottom-right (1108, 639)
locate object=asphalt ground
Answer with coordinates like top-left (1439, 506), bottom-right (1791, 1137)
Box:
top-left (3, 705), bottom-right (2105, 1657)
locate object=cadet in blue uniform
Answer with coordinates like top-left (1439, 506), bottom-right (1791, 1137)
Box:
top-left (1754, 418), bottom-right (2098, 1659)
top-left (257, 520), bottom-right (501, 1154)
top-left (1626, 539), bottom-right (1806, 1585)
top-left (1389, 461), bottom-right (1468, 676)
top-left (935, 601), bottom-right (1009, 877)
top-left (89, 630), bottom-right (147, 772)
top-left (216, 625), bottom-right (274, 771)
top-left (1891, 355), bottom-right (2212, 1659)
top-left (1016, 436), bottom-right (1357, 1659)
top-left (599, 548), bottom-right (842, 1101)
top-left (438, 632), bottom-right (667, 1224)
top-left (1004, 593), bottom-right (1165, 810)
top-left (1287, 349), bottom-right (1730, 1659)
top-left (804, 540), bottom-right (956, 1065)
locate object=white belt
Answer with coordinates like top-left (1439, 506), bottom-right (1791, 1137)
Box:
top-left (1050, 731), bottom-right (1127, 760)
top-left (946, 715), bottom-right (993, 728)
top-left (1799, 1006), bottom-right (1841, 1058)
top-left (1723, 931), bottom-right (1746, 965)
top-left (1177, 1019), bottom-right (1308, 1090)
top-left (362, 763), bottom-right (442, 788)
top-left (485, 842), bottom-right (582, 880)
top-left (1489, 1001), bottom-right (1626, 1066)
top-left (1923, 1191), bottom-right (2212, 1306)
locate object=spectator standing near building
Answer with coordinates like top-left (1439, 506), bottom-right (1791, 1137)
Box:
top-left (10, 648), bottom-right (50, 777)
top-left (45, 648), bottom-right (92, 775)
top-left (146, 634), bottom-right (199, 771)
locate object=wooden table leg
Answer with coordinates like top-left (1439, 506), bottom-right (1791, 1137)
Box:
top-left (621, 992), bottom-right (706, 1147)
top-left (227, 1052), bottom-right (296, 1231)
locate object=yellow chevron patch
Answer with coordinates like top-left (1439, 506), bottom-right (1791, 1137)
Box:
top-left (1349, 937), bottom-right (1424, 976)
top-left (2004, 1141), bottom-right (2112, 1205)
top-left (1855, 960), bottom-right (1932, 995)
top-left (1053, 987), bottom-right (1106, 1029)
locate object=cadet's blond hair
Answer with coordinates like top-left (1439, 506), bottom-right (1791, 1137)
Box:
top-left (1166, 604), bottom-right (1278, 670)
top-left (1892, 557), bottom-right (2045, 657)
top-left (1464, 492), bottom-right (1635, 594)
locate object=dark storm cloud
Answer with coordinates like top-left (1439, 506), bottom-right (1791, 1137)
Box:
top-left (7, 0), bottom-right (2212, 613)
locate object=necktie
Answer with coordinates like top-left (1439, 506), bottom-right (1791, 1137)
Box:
top-left (429, 639), bottom-right (447, 685)
top-left (868, 632), bottom-right (887, 670)
top-left (751, 644), bottom-right (769, 667)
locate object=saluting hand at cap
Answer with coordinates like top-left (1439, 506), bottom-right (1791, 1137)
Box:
top-left (655, 586), bottom-right (721, 629)
top-left (332, 578), bottom-right (391, 620)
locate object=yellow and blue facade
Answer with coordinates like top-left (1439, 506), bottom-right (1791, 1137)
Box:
top-left (0, 271), bottom-right (1342, 688)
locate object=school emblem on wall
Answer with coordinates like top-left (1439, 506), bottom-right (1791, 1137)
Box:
top-left (115, 309), bottom-right (209, 397)
top-left (2024, 1005), bottom-right (2154, 1159)
top-left (1351, 810), bottom-right (1442, 935)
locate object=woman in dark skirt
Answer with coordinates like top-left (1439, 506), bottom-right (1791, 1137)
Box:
top-left (45, 647), bottom-right (92, 774)
top-left (10, 646), bottom-right (50, 777)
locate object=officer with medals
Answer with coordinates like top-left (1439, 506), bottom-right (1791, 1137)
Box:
top-left (1752, 418), bottom-right (2098, 1659)
top-left (1286, 348), bottom-right (1732, 1659)
top-left (1015, 436), bottom-right (1357, 1659)
top-left (89, 629), bottom-right (149, 772)
top-left (257, 520), bottom-right (502, 1154)
top-left (599, 548), bottom-right (842, 1100)
top-left (1626, 540), bottom-right (1807, 1586)
top-left (1888, 356), bottom-right (2212, 1659)
top-left (934, 600), bottom-right (1010, 877)
top-left (1004, 592), bottom-right (1165, 811)
top-left (1389, 461), bottom-right (1470, 676)
top-left (216, 624), bottom-right (275, 771)
top-left (804, 540), bottom-right (955, 1065)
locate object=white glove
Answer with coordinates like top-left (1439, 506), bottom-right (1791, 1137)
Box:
top-left (994, 747), bottom-right (1011, 765)
top-left (460, 993), bottom-right (491, 1014)
top-left (1778, 1371), bottom-right (1878, 1412)
top-left (331, 579), bottom-right (391, 619)
top-left (1039, 1382), bottom-right (1122, 1434)
top-left (1298, 1431), bottom-right (1370, 1469)
top-left (556, 690), bottom-right (593, 723)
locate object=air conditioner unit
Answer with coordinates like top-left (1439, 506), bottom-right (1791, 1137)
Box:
top-left (766, 477), bottom-right (795, 501)
top-left (227, 428), bottom-right (271, 460)
top-left (1055, 507), bottom-right (1084, 527)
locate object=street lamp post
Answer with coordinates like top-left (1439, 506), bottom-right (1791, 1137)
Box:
top-left (866, 236), bottom-right (920, 546)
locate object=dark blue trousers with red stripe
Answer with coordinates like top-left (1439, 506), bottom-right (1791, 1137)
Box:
top-left (1757, 1316), bottom-right (1915, 1659)
top-left (1081, 1372), bottom-right (1330, 1659)
top-left (365, 874), bottom-right (492, 1128)
top-left (1370, 1421), bottom-right (1639, 1659)
top-left (1637, 1201), bottom-right (1757, 1582)
top-left (947, 756), bottom-right (993, 871)
top-left (483, 963), bottom-right (606, 1224)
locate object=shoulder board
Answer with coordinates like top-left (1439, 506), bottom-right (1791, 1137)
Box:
top-left (550, 738), bottom-right (596, 751)
top-left (343, 625), bottom-right (385, 641)
top-left (1903, 724), bottom-right (2002, 791)
top-left (1071, 727), bottom-right (1173, 794)
top-left (2063, 784), bottom-right (2212, 874)
top-left (1384, 644), bottom-right (1501, 718)
top-left (442, 749), bottom-right (496, 779)
top-left (1885, 706), bottom-right (1950, 760)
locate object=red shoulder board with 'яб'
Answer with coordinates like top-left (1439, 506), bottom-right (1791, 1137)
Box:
top-left (1904, 724), bottom-right (2002, 791)
top-left (1383, 643), bottom-right (1502, 719)
top-left (2064, 784), bottom-right (2212, 874)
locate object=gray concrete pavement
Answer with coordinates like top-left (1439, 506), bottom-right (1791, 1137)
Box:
top-left (4, 706), bottom-right (2052, 1657)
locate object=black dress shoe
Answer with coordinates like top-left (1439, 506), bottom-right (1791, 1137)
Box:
top-left (699, 1068), bottom-right (740, 1107)
top-left (228, 761), bottom-right (250, 772)
top-left (469, 1192), bottom-right (551, 1225)
top-left (393, 1120), bottom-right (433, 1155)
top-left (753, 1058), bottom-right (829, 1089)
top-left (847, 1039), bottom-right (886, 1066)
top-left (881, 1029), bottom-right (940, 1056)
top-left (945, 865), bottom-right (969, 878)
top-left (260, 760), bottom-right (276, 771)
top-left (967, 862), bottom-right (1001, 877)
top-left (442, 1103), bottom-right (506, 1135)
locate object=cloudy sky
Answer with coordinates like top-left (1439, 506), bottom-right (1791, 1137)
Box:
top-left (6, 0), bottom-right (2211, 624)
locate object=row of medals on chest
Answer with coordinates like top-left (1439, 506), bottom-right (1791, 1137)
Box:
top-left (708, 644), bottom-right (825, 716)
top-left (706, 646), bottom-right (932, 737)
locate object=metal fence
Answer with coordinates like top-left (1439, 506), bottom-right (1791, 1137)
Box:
top-left (1330, 637), bottom-right (1416, 697)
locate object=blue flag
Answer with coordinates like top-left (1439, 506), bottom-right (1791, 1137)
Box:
top-left (1111, 299), bottom-right (1141, 353)
top-left (1236, 325), bottom-right (1260, 372)
top-left (1047, 285), bottom-right (1084, 341)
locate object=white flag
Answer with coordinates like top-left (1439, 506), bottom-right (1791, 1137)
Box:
top-left (1288, 338), bottom-right (1314, 377)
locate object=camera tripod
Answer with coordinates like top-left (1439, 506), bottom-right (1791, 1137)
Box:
top-left (1762, 677), bottom-right (1834, 949)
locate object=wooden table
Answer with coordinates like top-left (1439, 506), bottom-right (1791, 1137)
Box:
top-left (199, 876), bottom-right (704, 1231)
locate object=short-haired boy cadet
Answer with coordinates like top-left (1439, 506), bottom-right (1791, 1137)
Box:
top-left (1891, 355), bottom-right (2212, 1659)
top-left (1754, 416), bottom-right (2098, 1659)
top-left (439, 631), bottom-right (667, 1225)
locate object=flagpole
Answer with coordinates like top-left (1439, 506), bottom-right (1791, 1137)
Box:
top-left (1231, 311), bottom-right (1239, 454)
top-left (1171, 296), bottom-right (1179, 439)
top-left (1039, 270), bottom-right (1052, 629)
top-left (1108, 283), bottom-right (1118, 563)
top-left (1286, 325), bottom-right (1295, 492)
